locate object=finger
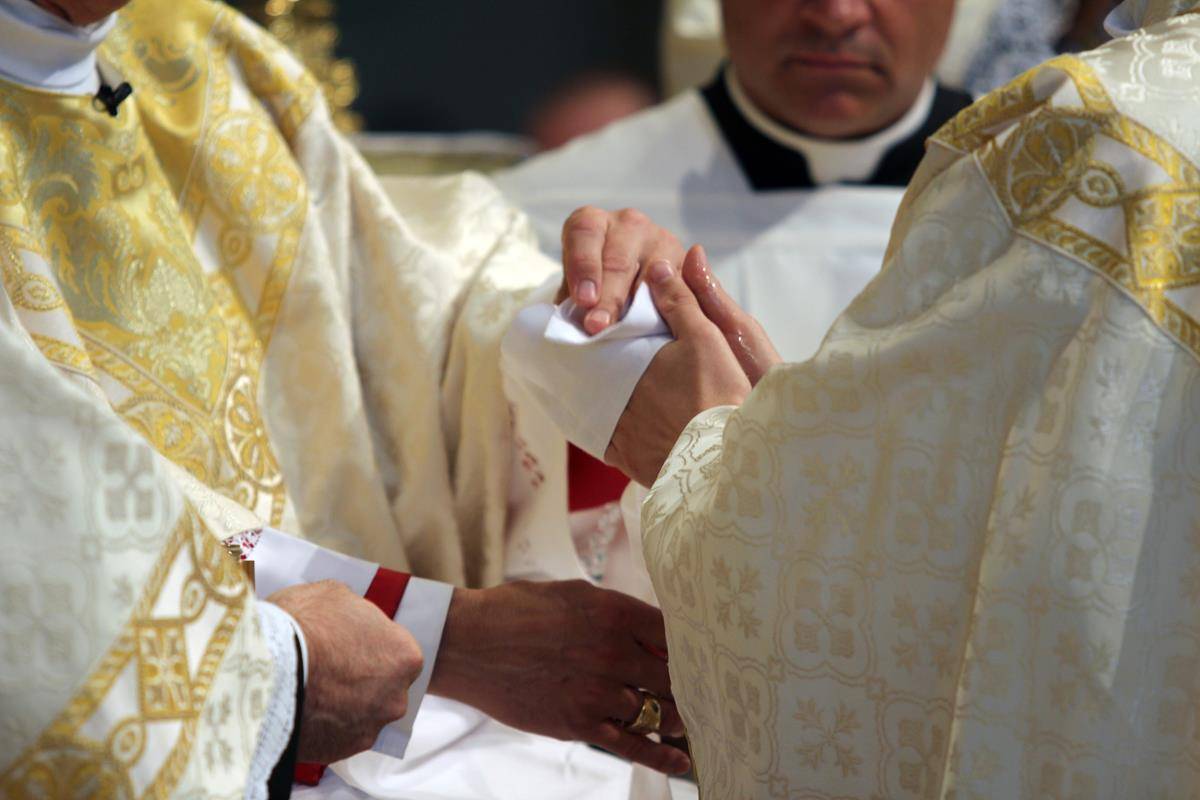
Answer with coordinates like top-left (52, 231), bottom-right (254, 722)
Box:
top-left (586, 208), bottom-right (647, 334)
top-left (561, 206), bottom-right (607, 309)
top-left (682, 245), bottom-right (782, 384)
top-left (610, 688), bottom-right (684, 739)
top-left (591, 721), bottom-right (692, 775)
top-left (619, 640), bottom-right (674, 697)
top-left (617, 594), bottom-right (669, 655)
top-left (615, 685), bottom-right (649, 725)
top-left (681, 244), bottom-right (741, 334)
top-left (657, 697), bottom-right (685, 738)
top-left (645, 244), bottom-right (713, 339)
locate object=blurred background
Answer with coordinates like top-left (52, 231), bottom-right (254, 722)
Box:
top-left (229, 0), bottom-right (1118, 174)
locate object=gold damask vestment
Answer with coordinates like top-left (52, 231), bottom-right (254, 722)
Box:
top-left (0, 0), bottom-right (561, 792)
top-left (643, 2), bottom-right (1200, 797)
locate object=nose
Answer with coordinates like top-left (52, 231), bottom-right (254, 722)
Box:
top-left (794, 0), bottom-right (872, 37)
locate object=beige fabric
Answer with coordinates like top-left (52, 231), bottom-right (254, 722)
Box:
top-left (0, 287), bottom-right (275, 796)
top-left (260, 131), bottom-right (559, 586)
top-left (0, 0), bottom-right (567, 789)
top-left (643, 9), bottom-right (1200, 799)
top-left (660, 0), bottom-right (724, 97)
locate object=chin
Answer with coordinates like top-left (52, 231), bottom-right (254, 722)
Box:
top-left (790, 93), bottom-right (883, 139)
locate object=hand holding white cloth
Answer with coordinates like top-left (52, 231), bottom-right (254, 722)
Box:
top-left (242, 529), bottom-right (453, 759)
top-left (501, 278), bottom-right (671, 461)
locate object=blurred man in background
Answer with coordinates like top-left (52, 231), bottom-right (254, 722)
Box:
top-left (497, 0), bottom-right (968, 602)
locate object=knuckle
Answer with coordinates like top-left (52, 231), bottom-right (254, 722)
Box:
top-left (599, 255), bottom-right (634, 276)
top-left (566, 205), bottom-right (606, 234)
top-left (592, 643), bottom-right (623, 666)
top-left (386, 694), bottom-right (409, 721)
top-left (562, 579), bottom-right (592, 599)
top-left (578, 678), bottom-right (612, 711)
top-left (615, 207), bottom-right (648, 227)
top-left (655, 291), bottom-right (689, 317)
top-left (406, 650), bottom-right (426, 680)
top-left (566, 248), bottom-right (599, 268)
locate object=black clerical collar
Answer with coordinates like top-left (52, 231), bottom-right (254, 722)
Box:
top-left (700, 68), bottom-right (973, 192)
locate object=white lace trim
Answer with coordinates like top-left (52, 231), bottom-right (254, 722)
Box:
top-left (244, 601), bottom-right (301, 800)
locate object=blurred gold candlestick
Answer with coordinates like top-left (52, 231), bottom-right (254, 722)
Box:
top-left (228, 0), bottom-right (362, 132)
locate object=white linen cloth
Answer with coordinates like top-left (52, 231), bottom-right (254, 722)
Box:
top-left (502, 278), bottom-right (671, 461)
top-left (294, 696), bottom-right (697, 800)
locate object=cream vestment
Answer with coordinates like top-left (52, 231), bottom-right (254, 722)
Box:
top-left (640, 1), bottom-right (1200, 796)
top-left (0, 0), bottom-right (596, 793)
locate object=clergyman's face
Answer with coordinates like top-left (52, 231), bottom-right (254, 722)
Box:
top-left (34, 0), bottom-right (131, 25)
top-left (722, 0), bottom-right (955, 139)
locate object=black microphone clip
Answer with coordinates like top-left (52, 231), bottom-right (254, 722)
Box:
top-left (94, 82), bottom-right (133, 117)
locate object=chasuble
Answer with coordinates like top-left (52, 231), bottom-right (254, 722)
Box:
top-left (642, 2), bottom-right (1200, 797)
top-left (0, 0), bottom-right (569, 791)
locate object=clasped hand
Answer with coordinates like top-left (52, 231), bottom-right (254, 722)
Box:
top-left (556, 208), bottom-right (781, 487)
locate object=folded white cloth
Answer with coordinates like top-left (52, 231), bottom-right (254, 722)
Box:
top-left (501, 277), bottom-right (671, 460)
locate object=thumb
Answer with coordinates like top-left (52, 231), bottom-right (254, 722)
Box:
top-left (646, 245), bottom-right (711, 339)
top-left (682, 246), bottom-right (782, 385)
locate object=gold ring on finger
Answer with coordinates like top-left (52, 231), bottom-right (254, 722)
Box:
top-left (625, 691), bottom-right (662, 736)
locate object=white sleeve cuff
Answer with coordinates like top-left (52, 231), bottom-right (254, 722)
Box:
top-left (244, 601), bottom-right (300, 800)
top-left (372, 577), bottom-right (454, 758)
top-left (501, 277), bottom-right (671, 460)
top-left (283, 609), bottom-right (309, 685)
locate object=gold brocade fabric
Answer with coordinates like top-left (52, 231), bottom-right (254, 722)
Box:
top-left (0, 0), bottom-right (316, 528)
top-left (0, 0), bottom-right (549, 586)
top-left (643, 10), bottom-right (1200, 800)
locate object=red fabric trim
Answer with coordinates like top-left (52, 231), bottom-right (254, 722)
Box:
top-left (296, 566), bottom-right (412, 785)
top-left (294, 762), bottom-right (326, 786)
top-left (567, 444), bottom-right (630, 512)
top-left (364, 567), bottom-right (411, 619)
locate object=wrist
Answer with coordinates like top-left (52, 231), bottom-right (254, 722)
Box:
top-left (427, 586), bottom-right (485, 701)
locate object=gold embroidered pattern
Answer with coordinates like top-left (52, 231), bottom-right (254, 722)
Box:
top-left (934, 56), bottom-right (1200, 361)
top-left (0, 0), bottom-right (320, 525)
top-left (0, 511), bottom-right (249, 798)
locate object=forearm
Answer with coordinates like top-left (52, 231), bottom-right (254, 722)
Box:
top-left (426, 587), bottom-right (491, 704)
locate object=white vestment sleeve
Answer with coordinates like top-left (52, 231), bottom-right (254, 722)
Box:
top-left (245, 601), bottom-right (301, 800)
top-left (374, 577), bottom-right (454, 756)
top-left (501, 279), bottom-right (671, 459)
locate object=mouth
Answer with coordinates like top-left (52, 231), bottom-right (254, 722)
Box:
top-left (786, 52), bottom-right (878, 73)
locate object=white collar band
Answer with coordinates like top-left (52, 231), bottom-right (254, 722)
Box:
top-left (725, 66), bottom-right (935, 186)
top-left (0, 0), bottom-right (115, 94)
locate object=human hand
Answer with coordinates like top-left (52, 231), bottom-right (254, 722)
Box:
top-left (606, 246), bottom-right (754, 487)
top-left (680, 245), bottom-right (781, 386)
top-left (558, 205), bottom-right (685, 334)
top-left (269, 580), bottom-right (425, 764)
top-left (429, 580), bottom-right (691, 775)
